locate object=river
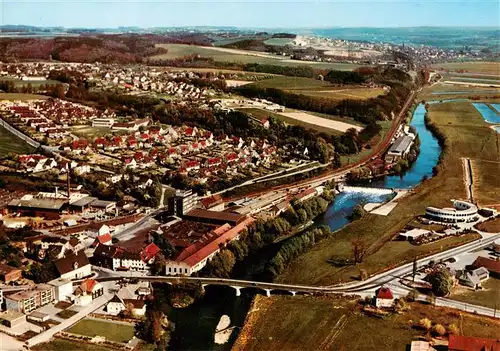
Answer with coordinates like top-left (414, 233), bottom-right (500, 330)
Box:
top-left (166, 102), bottom-right (443, 349)
top-left (316, 102), bottom-right (441, 230)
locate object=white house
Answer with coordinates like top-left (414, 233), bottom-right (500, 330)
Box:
top-left (105, 295), bottom-right (146, 316)
top-left (426, 200), bottom-right (479, 223)
top-left (54, 251), bottom-right (92, 280)
top-left (375, 287), bottom-right (394, 308)
top-left (48, 278), bottom-right (73, 302)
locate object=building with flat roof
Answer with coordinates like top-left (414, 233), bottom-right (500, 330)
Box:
top-left (0, 310), bottom-right (26, 328)
top-left (425, 200), bottom-right (479, 223)
top-left (170, 189), bottom-right (198, 216)
top-left (5, 284), bottom-right (54, 314)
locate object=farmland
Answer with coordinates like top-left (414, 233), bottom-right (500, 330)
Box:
top-left (431, 61), bottom-right (500, 75)
top-left (0, 125), bottom-right (35, 156)
top-left (0, 93), bottom-right (49, 101)
top-left (251, 76), bottom-right (386, 101)
top-left (234, 295), bottom-right (500, 351)
top-left (277, 111), bottom-right (363, 133)
top-left (33, 339), bottom-right (114, 351)
top-left (277, 100), bottom-right (499, 285)
top-left (471, 159), bottom-right (500, 206)
top-left (152, 44), bottom-right (362, 70)
top-left (450, 277), bottom-right (500, 310)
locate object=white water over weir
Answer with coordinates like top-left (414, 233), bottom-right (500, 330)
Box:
top-left (340, 185), bottom-right (395, 195)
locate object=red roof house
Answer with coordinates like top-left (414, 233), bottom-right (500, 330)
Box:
top-left (140, 243), bottom-right (160, 263)
top-left (375, 287), bottom-right (394, 308)
top-left (448, 335), bottom-right (500, 351)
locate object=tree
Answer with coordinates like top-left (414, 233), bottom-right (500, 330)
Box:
top-left (394, 298), bottom-right (409, 312)
top-left (447, 323), bottom-right (459, 335)
top-left (412, 256), bottom-right (418, 282)
top-left (427, 268), bottom-right (453, 297)
top-left (406, 289), bottom-right (419, 302)
top-left (359, 269), bottom-right (368, 281)
top-left (426, 293), bottom-right (436, 305)
top-left (432, 324), bottom-right (446, 336)
top-left (351, 238), bottom-right (366, 264)
top-left (419, 318), bottom-right (432, 331)
top-left (350, 205), bottom-right (365, 221)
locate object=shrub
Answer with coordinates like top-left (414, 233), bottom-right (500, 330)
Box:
top-left (419, 318), bottom-right (432, 331)
top-left (432, 324), bottom-right (446, 336)
top-left (447, 323), bottom-right (459, 335)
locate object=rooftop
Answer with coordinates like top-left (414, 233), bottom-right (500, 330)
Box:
top-left (388, 135), bottom-right (413, 154)
top-left (8, 197), bottom-right (68, 211)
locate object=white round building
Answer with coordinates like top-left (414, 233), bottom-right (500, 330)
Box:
top-left (425, 200), bottom-right (479, 223)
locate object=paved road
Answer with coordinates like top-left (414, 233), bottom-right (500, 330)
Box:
top-left (94, 232), bottom-right (500, 318)
top-left (25, 293), bottom-right (113, 347)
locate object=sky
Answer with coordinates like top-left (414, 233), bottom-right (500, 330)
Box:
top-left (2, 0), bottom-right (500, 28)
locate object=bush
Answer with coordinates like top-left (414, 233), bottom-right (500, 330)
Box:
top-left (419, 318), bottom-right (432, 331)
top-left (432, 324), bottom-right (446, 336)
top-left (406, 289), bottom-right (419, 302)
top-left (447, 323), bottom-right (459, 335)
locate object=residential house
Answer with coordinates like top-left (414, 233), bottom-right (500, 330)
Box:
top-left (448, 335), bottom-right (500, 351)
top-left (48, 278), bottom-right (73, 302)
top-left (54, 250), bottom-right (92, 280)
top-left (73, 279), bottom-right (104, 306)
top-left (471, 256), bottom-right (500, 278)
top-left (375, 287), bottom-right (394, 308)
top-left (0, 264), bottom-right (22, 283)
top-left (105, 295), bottom-right (146, 316)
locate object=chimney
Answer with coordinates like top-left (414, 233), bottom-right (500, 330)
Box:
top-left (66, 163), bottom-right (71, 198)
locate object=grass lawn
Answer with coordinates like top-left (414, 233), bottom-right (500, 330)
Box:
top-left (277, 100), bottom-right (499, 285)
top-left (33, 338), bottom-right (115, 351)
top-left (450, 277), bottom-right (500, 310)
top-left (153, 44), bottom-right (361, 70)
top-left (431, 61), bottom-right (500, 75)
top-left (56, 309), bottom-right (78, 319)
top-left (251, 76), bottom-right (385, 101)
top-left (234, 295), bottom-right (500, 351)
top-left (252, 76), bottom-right (332, 90)
top-left (66, 319), bottom-right (135, 343)
top-left (475, 217), bottom-right (500, 232)
top-left (238, 107), bottom-right (344, 135)
top-left (470, 159), bottom-right (500, 206)
top-left (0, 125), bottom-right (35, 156)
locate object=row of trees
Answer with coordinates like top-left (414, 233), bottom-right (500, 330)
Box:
top-left (201, 194), bottom-right (333, 279)
top-left (266, 226), bottom-right (332, 279)
top-left (151, 56), bottom-right (317, 78)
top-left (235, 68), bottom-right (413, 125)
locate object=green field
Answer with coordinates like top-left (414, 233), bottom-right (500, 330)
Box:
top-left (450, 277), bottom-right (500, 310)
top-left (431, 61), bottom-right (500, 75)
top-left (33, 338), bottom-right (114, 351)
top-left (252, 76), bottom-right (332, 90)
top-left (419, 84), bottom-right (500, 100)
top-left (471, 159), bottom-right (500, 206)
top-left (0, 77), bottom-right (61, 86)
top-left (263, 38), bottom-right (295, 46)
top-left (277, 100), bottom-right (499, 285)
top-left (251, 76), bottom-right (385, 101)
top-left (66, 319), bottom-right (135, 343)
top-left (153, 44), bottom-right (361, 70)
top-left (0, 125), bottom-right (35, 156)
top-left (234, 295), bottom-right (500, 351)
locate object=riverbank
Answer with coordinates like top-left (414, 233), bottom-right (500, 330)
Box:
top-left (276, 98), bottom-right (499, 285)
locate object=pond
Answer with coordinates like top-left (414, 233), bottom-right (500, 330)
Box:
top-left (472, 103), bottom-right (500, 123)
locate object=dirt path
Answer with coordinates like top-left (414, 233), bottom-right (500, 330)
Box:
top-left (277, 111), bottom-right (363, 133)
